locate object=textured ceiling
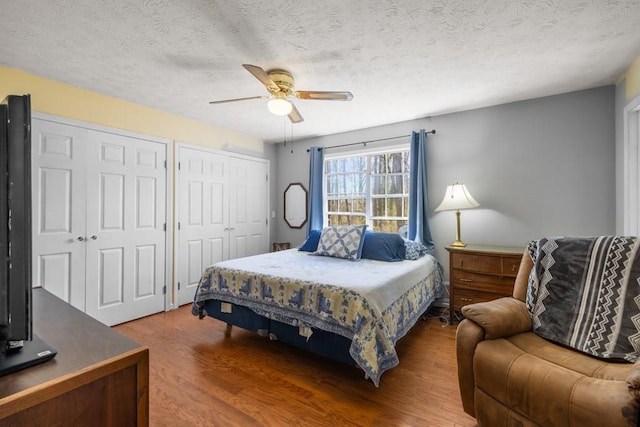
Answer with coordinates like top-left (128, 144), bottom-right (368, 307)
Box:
top-left (2, 0), bottom-right (640, 143)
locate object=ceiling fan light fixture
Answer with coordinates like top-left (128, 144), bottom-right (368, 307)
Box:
top-left (267, 97), bottom-right (293, 116)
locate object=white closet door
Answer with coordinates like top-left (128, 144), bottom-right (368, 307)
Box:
top-left (31, 119), bottom-right (88, 310)
top-left (84, 130), bottom-right (167, 325)
top-left (229, 157), bottom-right (269, 259)
top-left (176, 146), bottom-right (229, 306)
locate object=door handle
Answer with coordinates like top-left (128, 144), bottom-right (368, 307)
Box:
top-left (90, 235), bottom-right (97, 240)
top-left (76, 236), bottom-right (85, 242)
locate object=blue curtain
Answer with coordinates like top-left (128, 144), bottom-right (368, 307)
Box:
top-left (407, 130), bottom-right (434, 246)
top-left (307, 146), bottom-right (324, 235)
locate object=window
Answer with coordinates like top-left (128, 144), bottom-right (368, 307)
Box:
top-left (325, 149), bottom-right (409, 233)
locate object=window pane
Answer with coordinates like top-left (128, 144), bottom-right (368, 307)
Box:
top-left (371, 176), bottom-right (385, 195)
top-left (388, 153), bottom-right (403, 173)
top-left (352, 198), bottom-right (366, 213)
top-left (403, 196), bottom-right (409, 216)
top-left (327, 176), bottom-right (338, 196)
top-left (354, 173), bottom-right (367, 195)
top-left (371, 154), bottom-right (386, 174)
top-left (327, 214), bottom-right (341, 226)
top-left (327, 199), bottom-right (339, 211)
top-left (372, 198), bottom-right (385, 216)
top-left (325, 160), bottom-right (336, 174)
top-left (386, 197), bottom-right (403, 217)
top-left (387, 175), bottom-right (403, 194)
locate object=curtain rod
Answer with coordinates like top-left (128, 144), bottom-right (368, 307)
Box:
top-left (306, 129), bottom-right (436, 152)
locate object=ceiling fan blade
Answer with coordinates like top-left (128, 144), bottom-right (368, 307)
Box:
top-left (295, 91), bottom-right (353, 101)
top-left (209, 95), bottom-right (268, 105)
top-left (288, 103), bottom-right (304, 123)
top-left (242, 64), bottom-right (280, 93)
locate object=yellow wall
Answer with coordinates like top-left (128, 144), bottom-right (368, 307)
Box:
top-left (622, 55), bottom-right (640, 100)
top-left (0, 66), bottom-right (264, 152)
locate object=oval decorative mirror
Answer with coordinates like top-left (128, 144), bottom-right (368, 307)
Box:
top-left (284, 183), bottom-right (308, 229)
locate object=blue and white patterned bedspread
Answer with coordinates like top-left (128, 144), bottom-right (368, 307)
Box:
top-left (192, 249), bottom-right (443, 386)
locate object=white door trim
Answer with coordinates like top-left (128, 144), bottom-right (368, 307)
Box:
top-left (623, 95), bottom-right (640, 236)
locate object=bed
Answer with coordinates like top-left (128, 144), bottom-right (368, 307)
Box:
top-left (192, 229), bottom-right (444, 387)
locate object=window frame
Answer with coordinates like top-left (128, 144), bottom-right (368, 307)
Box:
top-left (323, 143), bottom-right (410, 232)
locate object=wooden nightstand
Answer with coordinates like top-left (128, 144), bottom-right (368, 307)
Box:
top-left (446, 244), bottom-right (524, 324)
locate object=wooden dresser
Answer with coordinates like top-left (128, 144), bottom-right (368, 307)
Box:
top-left (0, 288), bottom-right (149, 426)
top-left (446, 244), bottom-right (524, 324)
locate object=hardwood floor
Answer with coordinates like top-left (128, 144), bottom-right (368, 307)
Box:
top-left (114, 305), bottom-right (478, 427)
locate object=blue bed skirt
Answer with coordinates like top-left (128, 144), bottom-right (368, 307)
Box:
top-left (203, 299), bottom-right (357, 366)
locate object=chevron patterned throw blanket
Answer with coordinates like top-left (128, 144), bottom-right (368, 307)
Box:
top-left (526, 236), bottom-right (640, 362)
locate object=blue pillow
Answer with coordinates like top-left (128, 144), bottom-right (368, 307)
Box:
top-left (361, 232), bottom-right (406, 262)
top-left (298, 229), bottom-right (321, 252)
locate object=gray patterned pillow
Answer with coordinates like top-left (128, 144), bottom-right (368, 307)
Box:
top-left (403, 239), bottom-right (433, 260)
top-left (315, 225), bottom-right (368, 261)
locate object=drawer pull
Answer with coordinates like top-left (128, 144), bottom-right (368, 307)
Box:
top-left (460, 297), bottom-right (473, 302)
top-left (459, 278), bottom-right (473, 282)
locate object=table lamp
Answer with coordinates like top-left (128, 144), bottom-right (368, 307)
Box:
top-left (435, 183), bottom-right (479, 247)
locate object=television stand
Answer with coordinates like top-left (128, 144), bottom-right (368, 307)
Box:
top-left (0, 288), bottom-right (148, 425)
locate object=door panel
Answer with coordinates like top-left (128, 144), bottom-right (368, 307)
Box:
top-left (31, 119), bottom-right (87, 310)
top-left (85, 130), bottom-right (166, 325)
top-left (100, 173), bottom-right (125, 230)
top-left (99, 247), bottom-right (125, 306)
top-left (135, 244), bottom-right (157, 297)
top-left (176, 146), bottom-right (228, 306)
top-left (229, 157), bottom-right (268, 259)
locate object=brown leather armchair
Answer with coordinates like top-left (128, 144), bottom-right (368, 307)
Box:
top-left (456, 250), bottom-right (640, 426)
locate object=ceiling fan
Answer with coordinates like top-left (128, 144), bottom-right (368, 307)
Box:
top-left (209, 64), bottom-right (353, 123)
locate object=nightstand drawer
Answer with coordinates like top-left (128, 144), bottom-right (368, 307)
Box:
top-left (451, 252), bottom-right (501, 274)
top-left (503, 256), bottom-right (522, 276)
top-left (451, 269), bottom-right (514, 292)
top-left (453, 289), bottom-right (508, 308)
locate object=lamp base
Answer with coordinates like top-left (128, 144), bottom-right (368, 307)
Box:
top-left (450, 240), bottom-right (467, 248)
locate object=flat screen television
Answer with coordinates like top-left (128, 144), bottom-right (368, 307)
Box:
top-left (0, 94), bottom-right (56, 376)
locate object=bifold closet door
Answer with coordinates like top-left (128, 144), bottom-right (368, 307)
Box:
top-left (175, 146), bottom-right (269, 306)
top-left (228, 157), bottom-right (269, 259)
top-left (31, 120), bottom-right (88, 310)
top-left (84, 130), bottom-right (167, 326)
top-left (32, 118), bottom-right (168, 326)
top-left (176, 146), bottom-right (229, 306)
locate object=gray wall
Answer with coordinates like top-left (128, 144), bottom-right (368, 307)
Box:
top-left (274, 86), bottom-right (616, 280)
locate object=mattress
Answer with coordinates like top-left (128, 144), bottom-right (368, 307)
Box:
top-left (193, 249), bottom-right (443, 386)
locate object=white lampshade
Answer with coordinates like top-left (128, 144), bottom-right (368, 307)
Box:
top-left (435, 183), bottom-right (479, 247)
top-left (267, 98), bottom-right (293, 115)
top-left (435, 183), bottom-right (480, 212)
